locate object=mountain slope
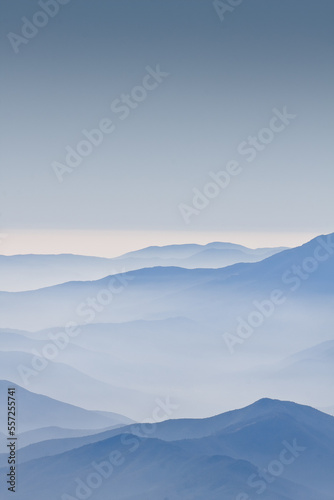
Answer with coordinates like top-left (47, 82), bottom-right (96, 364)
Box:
top-left (0, 242), bottom-right (286, 292)
top-left (0, 233), bottom-right (332, 332)
top-left (0, 380), bottom-right (133, 433)
top-left (2, 399), bottom-right (333, 500)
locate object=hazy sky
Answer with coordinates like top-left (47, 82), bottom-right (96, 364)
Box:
top-left (1, 0), bottom-right (333, 253)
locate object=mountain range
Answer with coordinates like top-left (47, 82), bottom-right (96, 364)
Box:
top-left (0, 242), bottom-right (286, 292)
top-left (0, 234), bottom-right (333, 418)
top-left (0, 394), bottom-right (333, 500)
top-left (0, 233), bottom-right (333, 499)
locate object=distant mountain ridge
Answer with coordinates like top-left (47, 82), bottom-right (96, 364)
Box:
top-left (0, 242), bottom-right (286, 291)
top-left (0, 233), bottom-right (332, 332)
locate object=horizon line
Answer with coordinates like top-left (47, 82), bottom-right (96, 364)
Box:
top-left (0, 229), bottom-right (329, 259)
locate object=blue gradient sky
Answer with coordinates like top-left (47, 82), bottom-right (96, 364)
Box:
top-left (1, 0), bottom-right (333, 253)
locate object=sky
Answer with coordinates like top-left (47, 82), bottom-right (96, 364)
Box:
top-left (1, 0), bottom-right (333, 255)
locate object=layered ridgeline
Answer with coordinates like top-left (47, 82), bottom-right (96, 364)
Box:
top-left (0, 390), bottom-right (333, 500)
top-left (0, 380), bottom-right (133, 437)
top-left (0, 242), bottom-right (286, 292)
top-left (0, 234), bottom-right (333, 417)
top-left (0, 234), bottom-right (332, 331)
